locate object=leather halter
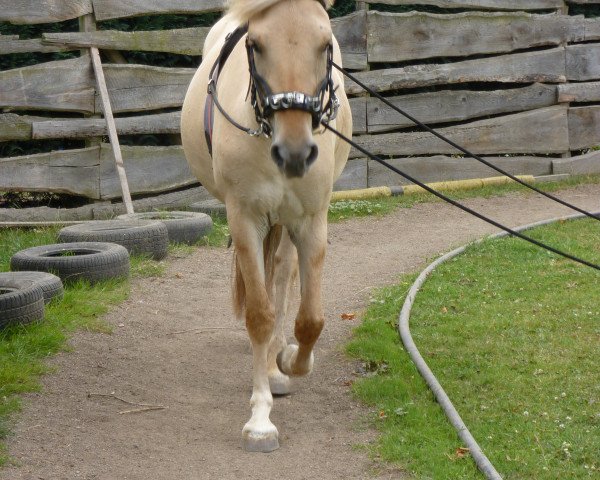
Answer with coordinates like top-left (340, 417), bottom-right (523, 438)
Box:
top-left (204, 21), bottom-right (339, 156)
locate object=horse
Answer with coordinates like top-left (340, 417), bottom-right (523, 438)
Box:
top-left (181, 0), bottom-right (352, 452)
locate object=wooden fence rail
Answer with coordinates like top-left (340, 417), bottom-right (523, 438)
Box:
top-left (2, 0), bottom-right (600, 219)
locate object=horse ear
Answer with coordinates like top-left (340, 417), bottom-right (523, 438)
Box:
top-left (322, 0), bottom-right (335, 9)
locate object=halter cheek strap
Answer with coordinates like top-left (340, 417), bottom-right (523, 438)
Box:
top-left (205, 24), bottom-right (251, 156)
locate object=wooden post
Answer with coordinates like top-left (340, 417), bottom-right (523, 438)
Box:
top-left (79, 14), bottom-right (101, 150)
top-left (355, 0), bottom-right (371, 185)
top-left (90, 47), bottom-right (134, 214)
top-left (559, 1), bottom-right (571, 159)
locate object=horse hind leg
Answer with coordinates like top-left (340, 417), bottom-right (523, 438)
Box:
top-left (267, 229), bottom-right (298, 395)
top-left (277, 213), bottom-right (327, 377)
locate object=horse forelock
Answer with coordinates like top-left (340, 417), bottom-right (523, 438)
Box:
top-left (227, 0), bottom-right (333, 23)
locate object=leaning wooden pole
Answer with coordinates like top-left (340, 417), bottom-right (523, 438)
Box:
top-left (90, 47), bottom-right (134, 214)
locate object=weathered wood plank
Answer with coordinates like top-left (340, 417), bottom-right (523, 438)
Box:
top-left (367, 83), bottom-right (557, 133)
top-left (0, 114), bottom-right (45, 142)
top-left (0, 38), bottom-right (74, 54)
top-left (364, 0), bottom-right (565, 9)
top-left (92, 0), bottom-right (226, 21)
top-left (100, 64), bottom-right (195, 113)
top-left (552, 150), bottom-right (600, 176)
top-left (350, 106), bottom-right (569, 158)
top-left (367, 11), bottom-right (579, 63)
top-left (31, 102), bottom-right (365, 139)
top-left (349, 97), bottom-right (367, 135)
top-left (334, 158), bottom-right (368, 191)
top-left (40, 13), bottom-right (366, 67)
top-left (0, 185), bottom-right (213, 222)
top-left (0, 57), bottom-right (94, 113)
top-left (558, 81), bottom-right (600, 102)
top-left (43, 28), bottom-right (210, 56)
top-left (0, 147), bottom-right (100, 198)
top-left (31, 111), bottom-right (181, 139)
top-left (0, 0), bottom-right (92, 24)
top-left (331, 11), bottom-right (367, 71)
top-left (567, 44), bottom-right (600, 81)
top-left (99, 144), bottom-right (196, 199)
top-left (345, 48), bottom-right (566, 95)
top-left (583, 18), bottom-right (600, 41)
top-left (568, 106), bottom-right (600, 150)
top-left (368, 155), bottom-right (553, 187)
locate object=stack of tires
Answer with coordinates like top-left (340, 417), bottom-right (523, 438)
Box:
top-left (1, 211), bottom-right (213, 330)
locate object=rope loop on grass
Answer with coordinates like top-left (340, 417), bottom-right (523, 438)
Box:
top-left (398, 211), bottom-right (599, 480)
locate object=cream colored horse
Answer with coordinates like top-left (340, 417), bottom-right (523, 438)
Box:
top-left (181, 0), bottom-right (352, 452)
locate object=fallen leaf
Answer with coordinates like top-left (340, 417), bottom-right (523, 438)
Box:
top-left (441, 306), bottom-right (448, 313)
top-left (341, 312), bottom-right (356, 321)
top-left (455, 447), bottom-right (470, 459)
top-left (175, 273), bottom-right (183, 279)
top-left (378, 410), bottom-right (387, 419)
top-left (342, 380), bottom-right (354, 387)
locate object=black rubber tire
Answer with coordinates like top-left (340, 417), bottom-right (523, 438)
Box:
top-left (2, 271), bottom-right (64, 304)
top-left (10, 242), bottom-right (130, 285)
top-left (117, 211), bottom-right (213, 245)
top-left (0, 276), bottom-right (45, 329)
top-left (58, 220), bottom-right (169, 260)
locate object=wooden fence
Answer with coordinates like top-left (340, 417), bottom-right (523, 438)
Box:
top-left (1, 0), bottom-right (600, 218)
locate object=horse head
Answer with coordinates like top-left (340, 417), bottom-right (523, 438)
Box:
top-left (239, 0), bottom-right (335, 178)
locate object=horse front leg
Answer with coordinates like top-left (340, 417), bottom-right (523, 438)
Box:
top-left (229, 213), bottom-right (279, 452)
top-left (277, 212), bottom-right (327, 377)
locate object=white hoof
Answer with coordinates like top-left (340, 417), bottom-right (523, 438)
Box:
top-left (268, 370), bottom-right (291, 396)
top-left (276, 344), bottom-right (314, 377)
top-left (242, 422), bottom-right (280, 453)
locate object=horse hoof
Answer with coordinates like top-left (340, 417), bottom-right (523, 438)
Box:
top-left (242, 424), bottom-right (280, 453)
top-left (269, 370), bottom-right (291, 396)
top-left (276, 344), bottom-right (314, 377)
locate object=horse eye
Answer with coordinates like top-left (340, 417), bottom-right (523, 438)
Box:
top-left (251, 42), bottom-right (262, 54)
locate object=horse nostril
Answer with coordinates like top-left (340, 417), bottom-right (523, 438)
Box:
top-left (306, 144), bottom-right (318, 167)
top-left (271, 144), bottom-right (285, 169)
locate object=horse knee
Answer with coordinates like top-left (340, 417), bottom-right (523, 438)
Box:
top-left (246, 303), bottom-right (275, 344)
top-left (294, 310), bottom-right (324, 347)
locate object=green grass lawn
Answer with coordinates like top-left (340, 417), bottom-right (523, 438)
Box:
top-left (347, 218), bottom-right (600, 479)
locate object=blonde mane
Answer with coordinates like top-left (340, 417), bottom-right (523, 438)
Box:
top-left (227, 0), bottom-right (333, 23)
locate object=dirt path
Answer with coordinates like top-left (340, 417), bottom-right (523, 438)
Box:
top-left (2, 185), bottom-right (599, 480)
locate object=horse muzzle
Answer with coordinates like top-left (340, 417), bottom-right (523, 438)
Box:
top-left (271, 141), bottom-right (318, 178)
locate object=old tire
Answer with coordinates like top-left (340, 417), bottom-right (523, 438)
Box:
top-left (10, 242), bottom-right (130, 285)
top-left (2, 271), bottom-right (63, 304)
top-left (0, 276), bottom-right (45, 329)
top-left (58, 220), bottom-right (169, 260)
top-left (117, 211), bottom-right (213, 245)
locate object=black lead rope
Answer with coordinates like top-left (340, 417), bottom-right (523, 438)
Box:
top-left (321, 121), bottom-right (600, 272)
top-left (332, 62), bottom-right (600, 223)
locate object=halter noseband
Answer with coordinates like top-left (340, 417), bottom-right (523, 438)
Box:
top-left (205, 22), bottom-right (340, 150)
